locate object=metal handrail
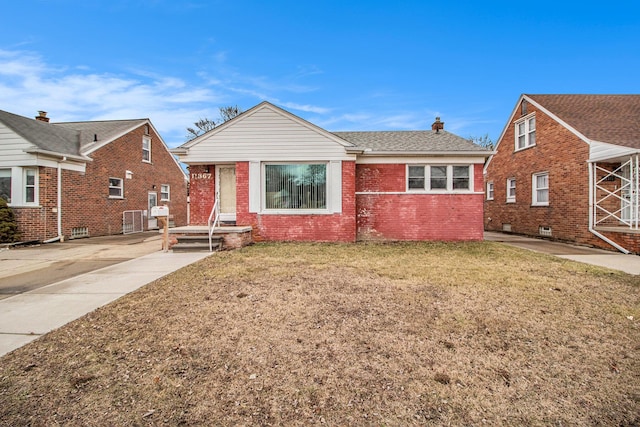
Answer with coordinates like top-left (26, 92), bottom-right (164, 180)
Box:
top-left (208, 192), bottom-right (220, 252)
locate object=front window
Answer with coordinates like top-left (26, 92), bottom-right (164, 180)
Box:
top-left (264, 164), bottom-right (326, 210)
top-left (532, 172), bottom-right (549, 206)
top-left (160, 184), bottom-right (170, 201)
top-left (0, 169), bottom-right (11, 203)
top-left (486, 182), bottom-right (494, 200)
top-left (507, 178), bottom-right (516, 203)
top-left (109, 177), bottom-right (123, 198)
top-left (142, 136), bottom-right (151, 162)
top-left (407, 165), bottom-right (472, 192)
top-left (515, 114), bottom-right (536, 150)
top-left (408, 166), bottom-right (425, 190)
top-left (24, 168), bottom-right (37, 203)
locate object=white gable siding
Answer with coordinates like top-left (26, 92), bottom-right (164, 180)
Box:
top-left (0, 123), bottom-right (36, 166)
top-left (182, 107), bottom-right (355, 163)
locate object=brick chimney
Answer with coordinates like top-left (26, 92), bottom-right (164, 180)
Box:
top-left (35, 111), bottom-right (50, 122)
top-left (432, 117), bottom-right (444, 133)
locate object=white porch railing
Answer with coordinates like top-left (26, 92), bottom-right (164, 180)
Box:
top-left (593, 155), bottom-right (639, 230)
top-left (207, 192), bottom-right (221, 252)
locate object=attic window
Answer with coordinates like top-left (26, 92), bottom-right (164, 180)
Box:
top-left (521, 100), bottom-right (528, 115)
top-left (144, 124), bottom-right (150, 135)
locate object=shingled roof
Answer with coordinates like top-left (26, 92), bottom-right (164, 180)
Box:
top-left (333, 130), bottom-right (489, 154)
top-left (55, 119), bottom-right (148, 151)
top-left (0, 109), bottom-right (83, 157)
top-left (527, 94), bottom-right (640, 149)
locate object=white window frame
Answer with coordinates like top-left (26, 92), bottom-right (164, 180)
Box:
top-left (1, 167), bottom-right (40, 206)
top-left (23, 168), bottom-right (38, 204)
top-left (142, 136), bottom-right (151, 163)
top-left (486, 181), bottom-right (494, 200)
top-left (0, 168), bottom-right (12, 204)
top-left (109, 177), bottom-right (124, 199)
top-left (515, 113), bottom-right (536, 151)
top-left (506, 178), bottom-right (516, 203)
top-left (160, 184), bottom-right (170, 201)
top-left (406, 165), bottom-right (473, 192)
top-left (532, 172), bottom-right (549, 206)
top-left (262, 162), bottom-right (330, 214)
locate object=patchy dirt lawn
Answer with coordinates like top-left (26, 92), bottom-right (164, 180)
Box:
top-left (1, 242), bottom-right (639, 426)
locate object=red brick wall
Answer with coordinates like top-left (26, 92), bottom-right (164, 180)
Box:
top-left (15, 124), bottom-right (188, 241)
top-left (236, 161), bottom-right (357, 242)
top-left (12, 166), bottom-right (59, 241)
top-left (356, 163), bottom-right (405, 192)
top-left (188, 164), bottom-right (215, 225)
top-left (356, 163), bottom-right (484, 241)
top-left (483, 99), bottom-right (637, 252)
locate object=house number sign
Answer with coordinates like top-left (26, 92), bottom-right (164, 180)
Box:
top-left (191, 173), bottom-right (212, 180)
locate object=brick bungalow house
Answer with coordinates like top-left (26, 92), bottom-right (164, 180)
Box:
top-left (0, 109), bottom-right (188, 242)
top-left (484, 94), bottom-right (640, 254)
top-left (171, 101), bottom-right (490, 243)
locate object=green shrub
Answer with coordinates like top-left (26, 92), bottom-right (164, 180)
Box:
top-left (0, 198), bottom-right (20, 243)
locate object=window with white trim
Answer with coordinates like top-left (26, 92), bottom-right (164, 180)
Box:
top-left (24, 168), bottom-right (37, 204)
top-left (264, 164), bottom-right (327, 210)
top-left (486, 181), bottom-right (494, 200)
top-left (515, 114), bottom-right (536, 150)
top-left (532, 172), bottom-right (549, 206)
top-left (506, 178), bottom-right (516, 203)
top-left (407, 165), bottom-right (473, 192)
top-left (0, 169), bottom-right (11, 203)
top-left (142, 136), bottom-right (151, 162)
top-left (160, 184), bottom-right (170, 201)
top-left (109, 177), bottom-right (124, 198)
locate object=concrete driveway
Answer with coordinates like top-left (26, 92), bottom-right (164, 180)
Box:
top-left (485, 231), bottom-right (640, 275)
top-left (0, 232), bottom-right (163, 300)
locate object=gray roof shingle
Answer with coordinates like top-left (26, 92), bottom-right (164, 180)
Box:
top-left (55, 119), bottom-right (148, 149)
top-left (333, 130), bottom-right (489, 154)
top-left (0, 109), bottom-right (82, 157)
top-left (527, 94), bottom-right (640, 149)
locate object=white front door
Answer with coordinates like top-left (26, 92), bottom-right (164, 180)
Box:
top-left (148, 192), bottom-right (158, 229)
top-left (217, 165), bottom-right (236, 222)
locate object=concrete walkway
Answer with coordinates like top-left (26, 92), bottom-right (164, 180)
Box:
top-left (0, 245), bottom-right (210, 357)
top-left (485, 231), bottom-right (640, 275)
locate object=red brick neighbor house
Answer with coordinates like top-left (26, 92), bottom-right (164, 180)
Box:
top-left (171, 101), bottom-right (490, 244)
top-left (484, 94), bottom-right (640, 254)
top-left (0, 109), bottom-right (188, 242)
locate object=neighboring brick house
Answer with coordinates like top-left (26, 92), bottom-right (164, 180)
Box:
top-left (484, 94), bottom-right (640, 254)
top-left (0, 109), bottom-right (188, 242)
top-left (172, 101), bottom-right (490, 243)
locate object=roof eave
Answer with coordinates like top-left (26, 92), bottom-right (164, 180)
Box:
top-left (24, 148), bottom-right (92, 162)
top-left (359, 150), bottom-right (493, 157)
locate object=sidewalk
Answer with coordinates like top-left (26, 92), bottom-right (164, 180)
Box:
top-left (485, 231), bottom-right (640, 275)
top-left (0, 249), bottom-right (210, 357)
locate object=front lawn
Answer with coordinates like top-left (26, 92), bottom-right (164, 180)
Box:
top-left (1, 242), bottom-right (638, 426)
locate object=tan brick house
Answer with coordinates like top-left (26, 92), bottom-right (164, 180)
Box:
top-left (0, 110), bottom-right (188, 242)
top-left (484, 94), bottom-right (640, 254)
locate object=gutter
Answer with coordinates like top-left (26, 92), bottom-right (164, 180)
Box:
top-left (24, 148), bottom-right (92, 162)
top-left (588, 161), bottom-right (630, 254)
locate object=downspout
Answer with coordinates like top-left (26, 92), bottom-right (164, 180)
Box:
top-left (588, 161), bottom-right (630, 254)
top-left (44, 159), bottom-right (64, 244)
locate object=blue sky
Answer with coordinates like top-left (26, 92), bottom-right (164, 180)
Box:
top-left (1, 0), bottom-right (639, 147)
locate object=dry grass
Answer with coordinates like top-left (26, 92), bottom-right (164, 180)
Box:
top-left (1, 241), bottom-right (639, 426)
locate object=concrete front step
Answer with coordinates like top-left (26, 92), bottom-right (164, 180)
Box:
top-left (172, 235), bottom-right (223, 252)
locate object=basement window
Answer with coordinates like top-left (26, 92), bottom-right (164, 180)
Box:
top-left (539, 226), bottom-right (552, 237)
top-left (71, 227), bottom-right (89, 239)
